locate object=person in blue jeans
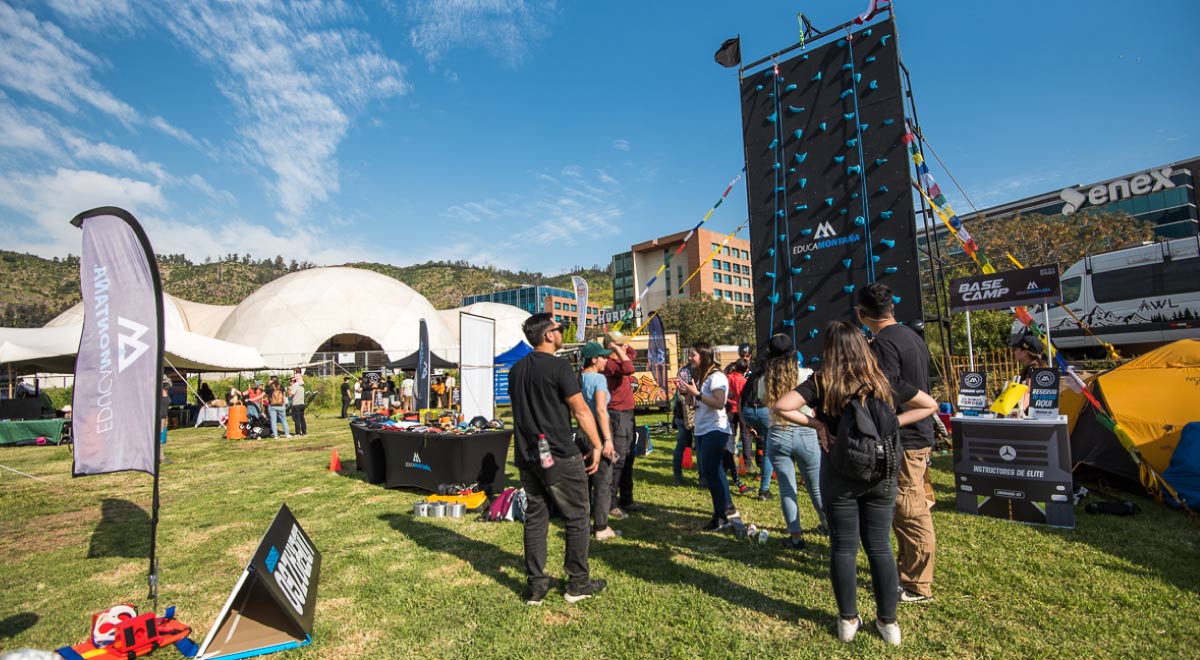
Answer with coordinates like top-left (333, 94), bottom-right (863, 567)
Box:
top-left (265, 376), bottom-right (291, 439)
top-left (676, 342), bottom-right (744, 536)
top-left (773, 321), bottom-right (937, 646)
top-left (759, 333), bottom-right (827, 550)
top-left (671, 364), bottom-right (695, 486)
top-left (739, 383), bottom-right (773, 499)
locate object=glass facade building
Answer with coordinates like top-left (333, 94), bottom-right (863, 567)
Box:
top-left (461, 285), bottom-right (575, 316)
top-left (612, 251), bottom-right (635, 310)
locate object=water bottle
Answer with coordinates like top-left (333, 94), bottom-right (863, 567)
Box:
top-left (537, 434), bottom-right (555, 469)
top-left (746, 524), bottom-right (758, 539)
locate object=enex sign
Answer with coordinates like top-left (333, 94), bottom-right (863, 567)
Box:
top-left (1059, 166), bottom-right (1177, 214)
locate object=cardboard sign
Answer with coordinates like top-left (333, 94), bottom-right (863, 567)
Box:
top-left (948, 264), bottom-right (1061, 313)
top-left (196, 504), bottom-right (321, 660)
top-left (956, 371), bottom-right (988, 415)
top-left (1028, 368), bottom-right (1061, 420)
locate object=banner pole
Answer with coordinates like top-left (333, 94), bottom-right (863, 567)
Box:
top-left (966, 310), bottom-right (975, 371)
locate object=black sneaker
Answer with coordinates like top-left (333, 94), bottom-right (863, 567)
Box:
top-left (525, 584), bottom-right (549, 606)
top-left (564, 579), bottom-right (607, 603)
top-left (700, 516), bottom-right (727, 532)
top-left (756, 489), bottom-right (774, 501)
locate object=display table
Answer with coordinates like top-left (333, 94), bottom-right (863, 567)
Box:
top-left (194, 406), bottom-right (225, 428)
top-left (0, 418), bottom-right (66, 446)
top-left (349, 424), bottom-right (387, 485)
top-left (356, 425), bottom-right (512, 494)
top-left (952, 415), bottom-right (1074, 528)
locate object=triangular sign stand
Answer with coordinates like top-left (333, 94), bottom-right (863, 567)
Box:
top-left (195, 504), bottom-right (321, 660)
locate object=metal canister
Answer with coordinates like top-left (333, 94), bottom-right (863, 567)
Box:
top-left (428, 501), bottom-right (446, 518)
top-left (413, 501), bottom-right (429, 517)
top-left (446, 502), bottom-right (466, 518)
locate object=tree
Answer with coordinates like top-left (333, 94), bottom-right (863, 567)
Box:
top-left (654, 297), bottom-right (751, 348)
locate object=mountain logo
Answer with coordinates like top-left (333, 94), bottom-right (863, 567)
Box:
top-left (964, 373), bottom-right (984, 389)
top-left (1026, 281), bottom-right (1039, 291)
top-left (813, 221), bottom-right (837, 239)
top-left (406, 452), bottom-right (431, 471)
top-left (117, 317), bottom-right (150, 373)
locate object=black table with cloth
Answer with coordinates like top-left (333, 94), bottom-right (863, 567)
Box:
top-left (351, 424), bottom-right (512, 495)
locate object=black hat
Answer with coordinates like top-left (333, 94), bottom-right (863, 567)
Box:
top-left (1010, 331), bottom-right (1045, 354)
top-left (766, 333), bottom-right (794, 358)
top-left (738, 342), bottom-right (753, 356)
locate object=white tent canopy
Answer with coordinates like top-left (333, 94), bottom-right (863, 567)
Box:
top-left (213, 266), bottom-right (456, 369)
top-left (46, 293), bottom-right (236, 338)
top-left (0, 323), bottom-right (267, 373)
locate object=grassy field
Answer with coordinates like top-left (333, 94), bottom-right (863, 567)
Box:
top-left (1, 412), bottom-right (1197, 659)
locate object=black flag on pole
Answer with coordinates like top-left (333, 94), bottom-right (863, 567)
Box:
top-left (714, 37), bottom-right (741, 67)
top-left (415, 319), bottom-right (431, 411)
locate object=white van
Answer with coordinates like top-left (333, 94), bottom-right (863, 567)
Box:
top-left (1013, 236), bottom-right (1200, 353)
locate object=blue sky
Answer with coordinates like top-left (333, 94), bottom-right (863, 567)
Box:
top-left (0, 0), bottom-right (1196, 274)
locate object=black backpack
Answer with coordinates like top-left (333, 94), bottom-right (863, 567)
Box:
top-left (830, 387), bottom-right (902, 483)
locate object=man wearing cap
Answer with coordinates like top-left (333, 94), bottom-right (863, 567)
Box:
top-left (509, 313), bottom-right (607, 605)
top-left (602, 329), bottom-right (640, 518)
top-left (580, 341), bottom-right (620, 540)
top-left (1011, 331), bottom-right (1049, 414)
top-left (857, 282), bottom-right (936, 604)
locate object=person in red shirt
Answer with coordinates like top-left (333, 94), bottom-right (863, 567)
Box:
top-left (602, 330), bottom-right (639, 518)
top-left (724, 359), bottom-right (750, 494)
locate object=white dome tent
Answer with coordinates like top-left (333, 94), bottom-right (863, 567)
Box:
top-left (45, 293), bottom-right (235, 338)
top-left (213, 266), bottom-right (456, 369)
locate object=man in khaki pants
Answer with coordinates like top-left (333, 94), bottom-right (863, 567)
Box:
top-left (857, 283), bottom-right (936, 603)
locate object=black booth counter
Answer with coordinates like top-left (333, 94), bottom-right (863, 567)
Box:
top-left (350, 423), bottom-right (512, 495)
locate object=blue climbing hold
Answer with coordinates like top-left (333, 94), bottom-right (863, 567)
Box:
top-left (789, 105), bottom-right (805, 113)
top-left (843, 112), bottom-right (856, 120)
top-left (779, 233), bottom-right (787, 241)
top-left (800, 228), bottom-right (813, 236)
top-left (869, 255), bottom-right (880, 264)
top-left (794, 204), bottom-right (808, 212)
top-left (854, 216), bottom-right (865, 226)
top-left (882, 118), bottom-right (895, 126)
top-left (802, 54), bottom-right (809, 60)
top-left (843, 285), bottom-right (856, 294)
top-left (768, 92), bottom-right (775, 98)
top-left (880, 210), bottom-right (894, 219)
top-left (865, 56), bottom-right (876, 63)
top-left (850, 192), bottom-right (859, 199)
top-left (837, 39), bottom-right (846, 47)
top-left (811, 71), bottom-right (822, 81)
top-left (788, 167), bottom-right (796, 173)
top-left (793, 129), bottom-right (804, 139)
top-left (767, 248), bottom-right (775, 256)
top-left (756, 84), bottom-right (763, 91)
top-left (878, 185), bottom-right (889, 193)
top-left (891, 295), bottom-right (901, 304)
top-left (791, 267), bottom-right (803, 275)
top-left (875, 158), bottom-right (888, 166)
top-left (840, 88), bottom-right (854, 99)
top-left (776, 210), bottom-right (784, 216)
top-left (775, 186), bottom-right (785, 192)
top-left (818, 122), bottom-right (827, 131)
top-left (769, 138), bottom-right (778, 149)
top-left (881, 34), bottom-right (891, 45)
top-left (765, 271), bottom-right (776, 278)
top-left (859, 123), bottom-right (869, 132)
top-left (799, 177), bottom-right (808, 188)
top-left (847, 165), bottom-right (861, 176)
top-left (842, 259), bottom-right (852, 269)
top-left (884, 266), bottom-right (899, 274)
top-left (834, 155), bottom-right (845, 164)
top-left (806, 306), bottom-right (817, 313)
top-left (804, 254), bottom-right (812, 261)
top-left (846, 138), bottom-right (858, 147)
top-left (794, 152), bottom-right (808, 163)
top-left (810, 357), bottom-right (821, 364)
top-left (855, 73), bottom-right (862, 83)
top-left (782, 319), bottom-right (794, 327)
top-left (824, 197), bottom-right (834, 206)
top-left (785, 83), bottom-right (797, 92)
top-left (793, 292), bottom-right (803, 301)
top-left (840, 209), bottom-right (848, 215)
top-left (809, 328), bottom-right (819, 338)
top-left (772, 162), bottom-right (780, 170)
top-left (869, 80), bottom-right (879, 90)
top-left (880, 239), bottom-right (896, 249)
top-left (841, 63), bottom-right (853, 71)
top-left (766, 112), bottom-right (777, 123)
top-left (863, 29), bottom-right (873, 37)
top-left (768, 293), bottom-right (780, 304)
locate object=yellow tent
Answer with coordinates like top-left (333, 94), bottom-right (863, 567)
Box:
top-left (1069, 340), bottom-right (1200, 485)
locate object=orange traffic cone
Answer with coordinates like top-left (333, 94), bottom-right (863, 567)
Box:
top-left (682, 446), bottom-right (694, 469)
top-left (329, 448), bottom-right (342, 473)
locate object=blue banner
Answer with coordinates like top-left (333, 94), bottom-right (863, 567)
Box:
top-left (647, 315), bottom-right (668, 391)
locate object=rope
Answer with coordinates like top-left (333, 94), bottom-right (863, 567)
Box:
top-left (846, 30), bottom-right (875, 282)
top-left (768, 61), bottom-right (783, 335)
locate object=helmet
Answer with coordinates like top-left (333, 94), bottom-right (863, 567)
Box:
top-left (488, 419), bottom-right (505, 429)
top-left (738, 342), bottom-right (753, 356)
top-left (469, 416), bottom-right (490, 429)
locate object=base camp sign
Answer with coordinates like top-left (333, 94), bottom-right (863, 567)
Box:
top-left (196, 504), bottom-right (321, 660)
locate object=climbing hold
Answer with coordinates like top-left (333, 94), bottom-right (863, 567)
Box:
top-left (843, 285), bottom-right (856, 294)
top-left (768, 293), bottom-right (780, 304)
top-left (769, 138), bottom-right (778, 149)
top-left (791, 267), bottom-right (803, 275)
top-left (833, 155), bottom-right (845, 164)
top-left (782, 319), bottom-right (794, 327)
top-left (802, 54), bottom-right (809, 60)
top-left (818, 122), bottom-right (827, 131)
top-left (800, 228), bottom-right (813, 236)
top-left (767, 248), bottom-right (775, 256)
top-left (853, 216), bottom-right (866, 226)
top-left (776, 210), bottom-right (784, 216)
top-left (839, 209), bottom-right (848, 215)
top-left (871, 255), bottom-right (881, 264)
top-left (847, 165), bottom-right (861, 176)
top-left (824, 197), bottom-right (834, 206)
top-left (779, 233), bottom-right (787, 242)
top-left (863, 29), bottom-right (873, 37)
top-left (768, 92), bottom-right (775, 98)
top-left (837, 39), bottom-right (846, 47)
top-left (772, 162), bottom-right (781, 170)
top-left (794, 204), bottom-right (808, 212)
top-left (843, 112), bottom-right (856, 120)
top-left (788, 167), bottom-right (796, 173)
top-left (854, 73), bottom-right (862, 83)
top-left (811, 71), bottom-right (822, 81)
top-left (799, 177), bottom-right (808, 188)
top-left (842, 259), bottom-right (852, 269)
top-left (766, 112), bottom-right (777, 123)
top-left (875, 158), bottom-right (888, 166)
top-left (785, 83), bottom-right (797, 92)
top-left (840, 88), bottom-right (854, 99)
top-left (880, 238), bottom-right (896, 249)
top-left (809, 328), bottom-right (819, 338)
top-left (806, 305), bottom-right (817, 312)
top-left (765, 271), bottom-right (776, 279)
top-left (868, 80), bottom-right (879, 90)
top-left (882, 118), bottom-right (895, 126)
top-left (794, 152), bottom-right (808, 163)
top-left (846, 138), bottom-right (858, 147)
top-left (884, 266), bottom-right (899, 274)
top-left (793, 129), bottom-right (804, 140)
top-left (891, 295), bottom-right (902, 304)
top-left (850, 192), bottom-right (859, 199)
top-left (810, 356), bottom-right (821, 364)
top-left (792, 292), bottom-right (803, 302)
top-left (880, 210), bottom-right (894, 219)
top-left (775, 186), bottom-right (785, 192)
top-left (865, 56), bottom-right (876, 63)
top-left (878, 185), bottom-right (889, 193)
top-left (803, 254), bottom-right (812, 261)
top-left (859, 123), bottom-right (869, 132)
top-left (756, 84), bottom-right (763, 91)
top-left (788, 105), bottom-right (805, 114)
top-left (881, 34), bottom-right (891, 46)
top-left (841, 63), bottom-right (853, 71)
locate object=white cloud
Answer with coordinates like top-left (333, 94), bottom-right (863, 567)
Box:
top-left (406, 0), bottom-right (556, 66)
top-left (597, 169), bottom-right (619, 185)
top-left (186, 174), bottom-right (237, 207)
top-left (59, 133), bottom-right (167, 181)
top-left (44, 0), bottom-right (135, 27)
top-left (612, 139), bottom-right (631, 152)
top-left (152, 1), bottom-right (409, 217)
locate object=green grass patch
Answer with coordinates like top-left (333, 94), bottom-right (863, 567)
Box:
top-left (1, 413), bottom-right (1197, 658)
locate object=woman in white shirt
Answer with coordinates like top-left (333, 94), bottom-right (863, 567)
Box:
top-left (676, 342), bottom-right (745, 535)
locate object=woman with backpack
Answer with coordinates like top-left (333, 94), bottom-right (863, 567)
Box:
top-left (772, 321), bottom-right (937, 646)
top-left (676, 342), bottom-right (745, 536)
top-left (265, 376), bottom-right (291, 439)
top-left (759, 333), bottom-right (827, 550)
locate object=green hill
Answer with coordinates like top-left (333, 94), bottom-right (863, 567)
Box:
top-left (0, 251), bottom-right (613, 327)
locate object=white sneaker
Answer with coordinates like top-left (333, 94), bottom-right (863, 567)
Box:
top-left (875, 619), bottom-right (901, 646)
top-left (285, 434), bottom-right (292, 438)
top-left (837, 616), bottom-right (861, 643)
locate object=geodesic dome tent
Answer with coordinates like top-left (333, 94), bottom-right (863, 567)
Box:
top-left (213, 266), bottom-right (455, 368)
top-left (46, 293), bottom-right (235, 338)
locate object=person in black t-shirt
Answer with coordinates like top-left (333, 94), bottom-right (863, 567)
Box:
top-left (508, 313), bottom-right (606, 606)
top-left (857, 283), bottom-right (937, 605)
top-left (773, 320), bottom-right (937, 646)
top-left (339, 377), bottom-right (352, 419)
